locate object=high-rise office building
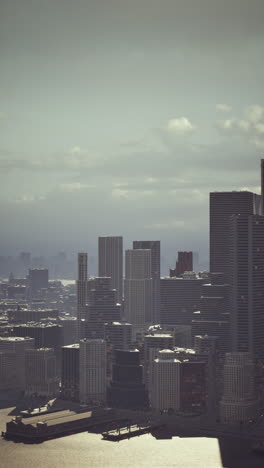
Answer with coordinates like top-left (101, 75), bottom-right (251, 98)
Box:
top-left (11, 322), bottom-right (62, 353)
top-left (77, 253), bottom-right (88, 340)
top-left (108, 349), bottom-right (148, 409)
top-left (160, 275), bottom-right (205, 325)
top-left (133, 241), bottom-right (160, 323)
top-left (220, 352), bottom-right (257, 423)
top-left (210, 191), bottom-right (261, 278)
top-left (61, 344), bottom-right (80, 401)
top-left (25, 348), bottom-right (58, 397)
top-left (103, 322), bottom-right (132, 351)
top-left (0, 336), bottom-right (35, 390)
top-left (144, 333), bottom-right (174, 388)
top-left (191, 281), bottom-right (230, 354)
top-left (85, 277), bottom-right (121, 339)
top-left (79, 338), bottom-right (107, 405)
top-left (261, 159), bottom-right (264, 214)
top-left (98, 236), bottom-right (123, 304)
top-left (7, 308), bottom-right (59, 324)
top-left (124, 249), bottom-right (152, 337)
top-left (170, 252), bottom-right (193, 277)
top-left (229, 214), bottom-right (264, 361)
top-left (180, 360), bottom-right (206, 414)
top-left (150, 350), bottom-right (181, 412)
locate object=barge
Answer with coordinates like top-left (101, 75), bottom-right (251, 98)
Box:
top-left (102, 423), bottom-right (165, 441)
top-left (2, 409), bottom-right (124, 442)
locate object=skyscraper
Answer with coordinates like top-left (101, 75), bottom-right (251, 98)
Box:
top-left (61, 344), bottom-right (80, 401)
top-left (25, 348), bottom-right (58, 397)
top-left (124, 249), bottom-right (152, 337)
top-left (210, 191), bottom-right (261, 278)
top-left (77, 253), bottom-right (88, 340)
top-left (160, 274), bottom-right (205, 325)
top-left (0, 336), bottom-right (35, 391)
top-left (229, 214), bottom-right (264, 361)
top-left (170, 251), bottom-right (193, 277)
top-left (261, 159), bottom-right (264, 214)
top-left (150, 351), bottom-right (181, 412)
top-left (98, 236), bottom-right (123, 304)
top-left (220, 352), bottom-right (257, 424)
top-left (133, 240), bottom-right (160, 323)
top-left (79, 338), bottom-right (107, 405)
top-left (85, 277), bottom-right (121, 339)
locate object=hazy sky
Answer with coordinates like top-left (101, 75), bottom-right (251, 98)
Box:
top-left (1, 0), bottom-right (264, 263)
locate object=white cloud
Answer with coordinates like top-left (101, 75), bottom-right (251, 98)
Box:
top-left (13, 194), bottom-right (46, 204)
top-left (216, 105), bottom-right (264, 148)
top-left (245, 105), bottom-right (264, 123)
top-left (166, 117), bottom-right (195, 135)
top-left (216, 104), bottom-right (232, 113)
top-left (144, 220), bottom-right (185, 230)
top-left (111, 188), bottom-right (129, 198)
top-left (111, 188), bottom-right (155, 200)
top-left (59, 182), bottom-right (95, 192)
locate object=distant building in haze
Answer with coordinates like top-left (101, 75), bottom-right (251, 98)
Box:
top-left (170, 252), bottom-right (193, 277)
top-left (29, 268), bottom-right (49, 291)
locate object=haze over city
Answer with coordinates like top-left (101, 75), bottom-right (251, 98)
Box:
top-left (1, 0), bottom-right (264, 262)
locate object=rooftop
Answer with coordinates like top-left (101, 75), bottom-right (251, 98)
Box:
top-left (0, 336), bottom-right (34, 342)
top-left (62, 343), bottom-right (80, 349)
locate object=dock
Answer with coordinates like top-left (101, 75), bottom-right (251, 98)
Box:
top-left (102, 423), bottom-right (165, 441)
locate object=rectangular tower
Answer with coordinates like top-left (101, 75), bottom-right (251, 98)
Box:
top-left (79, 338), bottom-right (106, 405)
top-left (124, 249), bottom-right (152, 336)
top-left (209, 191), bottom-right (261, 279)
top-left (133, 240), bottom-right (160, 323)
top-left (98, 236), bottom-right (123, 304)
top-left (77, 253), bottom-right (88, 340)
top-left (229, 214), bottom-right (264, 361)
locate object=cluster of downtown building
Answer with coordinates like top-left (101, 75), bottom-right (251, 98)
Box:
top-left (1, 161), bottom-right (264, 425)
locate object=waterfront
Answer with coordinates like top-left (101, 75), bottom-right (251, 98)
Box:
top-left (1, 407), bottom-right (264, 468)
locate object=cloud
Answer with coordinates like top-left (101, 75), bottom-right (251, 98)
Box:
top-left (166, 117), bottom-right (196, 135)
top-left (13, 194), bottom-right (46, 204)
top-left (245, 105), bottom-right (264, 123)
top-left (144, 220), bottom-right (185, 230)
top-left (216, 104), bottom-right (264, 148)
top-left (59, 182), bottom-right (95, 192)
top-left (111, 188), bottom-right (155, 200)
top-left (216, 104), bottom-right (232, 113)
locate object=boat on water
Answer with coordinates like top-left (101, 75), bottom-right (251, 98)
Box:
top-left (102, 423), bottom-right (165, 441)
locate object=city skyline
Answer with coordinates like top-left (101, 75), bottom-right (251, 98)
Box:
top-left (1, 1), bottom-right (264, 466)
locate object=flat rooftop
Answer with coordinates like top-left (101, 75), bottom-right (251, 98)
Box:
top-left (16, 410), bottom-right (92, 427)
